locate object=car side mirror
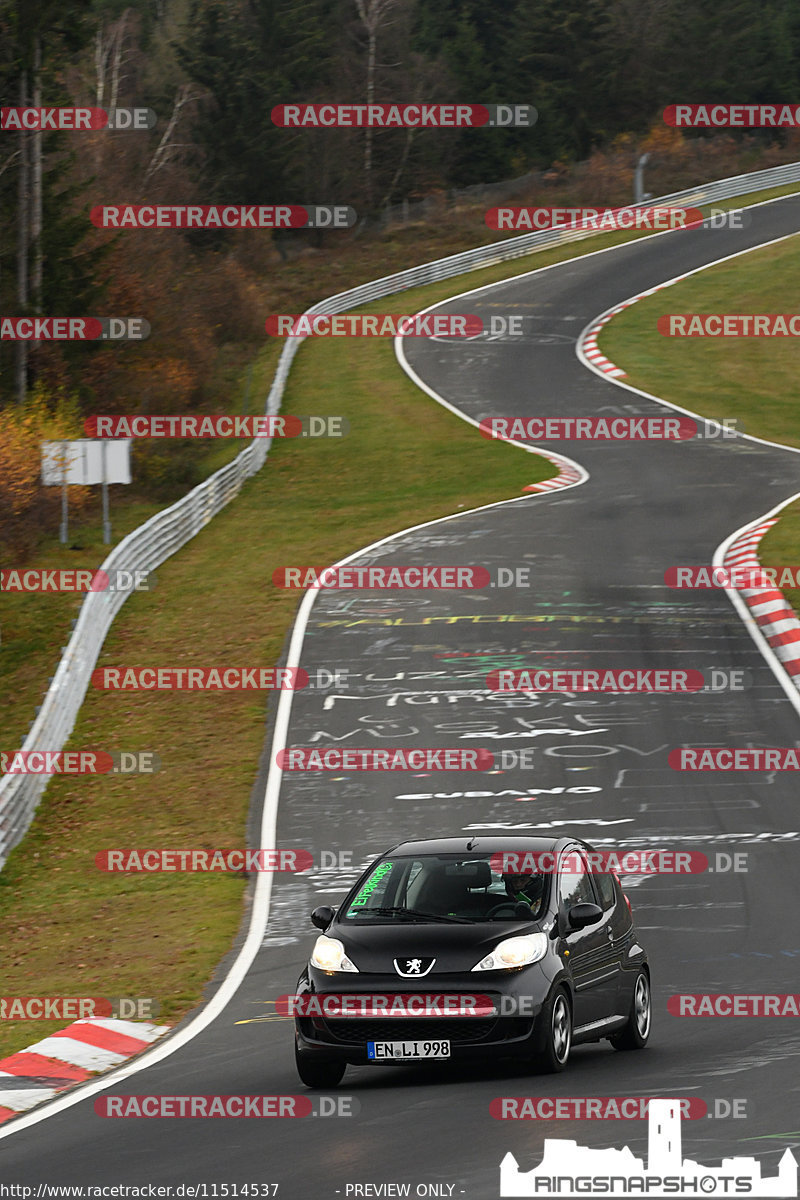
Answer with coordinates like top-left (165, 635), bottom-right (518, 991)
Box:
top-left (567, 901), bottom-right (603, 931)
top-left (311, 905), bottom-right (336, 930)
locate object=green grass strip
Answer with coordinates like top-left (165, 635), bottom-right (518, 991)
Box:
top-left (597, 213), bottom-right (800, 631)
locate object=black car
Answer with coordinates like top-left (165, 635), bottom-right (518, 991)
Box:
top-left (293, 834), bottom-right (651, 1087)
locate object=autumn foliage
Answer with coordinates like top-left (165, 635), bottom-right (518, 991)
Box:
top-left (0, 388), bottom-right (91, 558)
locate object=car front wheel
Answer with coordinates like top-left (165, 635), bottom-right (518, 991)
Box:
top-left (295, 1043), bottom-right (346, 1088)
top-left (610, 969), bottom-right (651, 1051)
top-left (534, 986), bottom-right (572, 1073)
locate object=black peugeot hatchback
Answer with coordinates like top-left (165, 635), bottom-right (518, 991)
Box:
top-left (293, 834), bottom-right (651, 1087)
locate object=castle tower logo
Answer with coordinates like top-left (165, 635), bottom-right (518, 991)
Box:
top-left (500, 1098), bottom-right (797, 1197)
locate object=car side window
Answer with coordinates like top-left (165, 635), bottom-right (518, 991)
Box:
top-left (558, 853), bottom-right (597, 910)
top-left (594, 870), bottom-right (616, 912)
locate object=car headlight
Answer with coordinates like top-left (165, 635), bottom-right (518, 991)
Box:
top-left (310, 935), bottom-right (359, 973)
top-left (471, 933), bottom-right (547, 972)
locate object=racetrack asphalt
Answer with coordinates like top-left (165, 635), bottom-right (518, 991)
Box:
top-left (2, 195), bottom-right (800, 1198)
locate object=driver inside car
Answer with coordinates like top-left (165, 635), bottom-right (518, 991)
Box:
top-left (502, 871), bottom-right (546, 916)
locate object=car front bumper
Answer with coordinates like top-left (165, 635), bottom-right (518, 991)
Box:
top-left (293, 967), bottom-right (555, 1066)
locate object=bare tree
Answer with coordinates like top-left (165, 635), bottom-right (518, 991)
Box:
top-left (31, 35), bottom-right (42, 314)
top-left (353, 0), bottom-right (401, 206)
top-left (16, 69), bottom-right (29, 406)
top-left (93, 9), bottom-right (134, 169)
top-left (142, 84), bottom-right (204, 190)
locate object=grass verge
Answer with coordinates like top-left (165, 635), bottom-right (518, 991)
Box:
top-left (597, 217), bottom-right (800, 621)
top-left (0, 283), bottom-right (557, 1060)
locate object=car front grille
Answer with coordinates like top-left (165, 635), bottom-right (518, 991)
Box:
top-left (321, 1017), bottom-right (531, 1045)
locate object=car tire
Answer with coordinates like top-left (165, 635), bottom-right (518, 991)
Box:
top-left (295, 1044), bottom-right (346, 1088)
top-left (610, 969), bottom-right (651, 1051)
top-left (534, 986), bottom-right (572, 1073)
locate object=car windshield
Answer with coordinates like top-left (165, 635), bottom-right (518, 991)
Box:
top-left (341, 853), bottom-right (549, 923)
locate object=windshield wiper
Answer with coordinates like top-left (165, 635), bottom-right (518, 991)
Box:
top-left (359, 906), bottom-right (471, 924)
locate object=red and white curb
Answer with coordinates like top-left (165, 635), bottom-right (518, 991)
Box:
top-left (723, 520), bottom-right (800, 685)
top-left (0, 1018), bottom-right (170, 1123)
top-left (523, 454), bottom-right (585, 493)
top-left (576, 223), bottom-right (800, 701)
top-left (582, 284), bottom-right (673, 378)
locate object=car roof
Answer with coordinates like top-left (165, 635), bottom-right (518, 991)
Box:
top-left (381, 834), bottom-right (591, 857)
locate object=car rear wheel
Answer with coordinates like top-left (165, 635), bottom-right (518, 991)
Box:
top-left (295, 1044), bottom-right (346, 1088)
top-left (535, 986), bottom-right (572, 1073)
top-left (610, 970), bottom-right (651, 1050)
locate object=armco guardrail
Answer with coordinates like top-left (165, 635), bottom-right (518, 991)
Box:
top-left (2, 161), bottom-right (800, 868)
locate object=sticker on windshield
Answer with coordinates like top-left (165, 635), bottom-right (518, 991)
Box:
top-left (349, 861), bottom-right (393, 908)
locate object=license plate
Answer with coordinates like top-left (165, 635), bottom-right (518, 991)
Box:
top-left (368, 1040), bottom-right (450, 1060)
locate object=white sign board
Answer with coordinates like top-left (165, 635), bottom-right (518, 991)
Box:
top-left (41, 440), bottom-right (132, 486)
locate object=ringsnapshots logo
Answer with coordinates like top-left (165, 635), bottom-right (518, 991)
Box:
top-left (271, 103), bottom-right (536, 128)
top-left (499, 1099), bottom-right (798, 1197)
top-left (90, 205), bottom-right (356, 229)
top-left (1, 106), bottom-right (156, 131)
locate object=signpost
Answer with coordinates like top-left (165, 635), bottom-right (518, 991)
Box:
top-left (41, 439), bottom-right (132, 544)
